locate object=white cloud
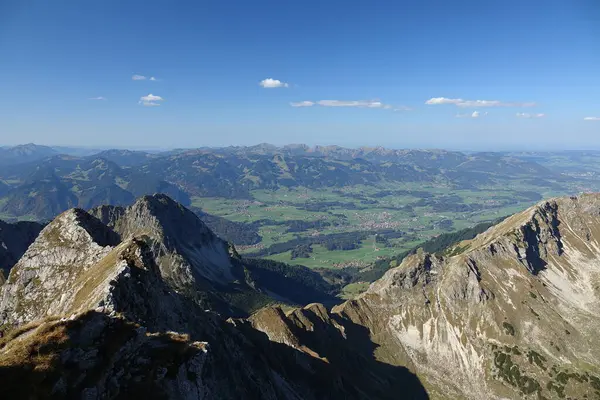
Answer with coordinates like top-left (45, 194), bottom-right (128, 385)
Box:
top-left (456, 111), bottom-right (488, 118)
top-left (317, 100), bottom-right (383, 107)
top-left (516, 113), bottom-right (545, 118)
top-left (584, 117), bottom-right (600, 121)
top-left (89, 96), bottom-right (107, 101)
top-left (290, 99), bottom-right (408, 111)
top-left (139, 93), bottom-right (164, 107)
top-left (150, 76), bottom-right (157, 81)
top-left (259, 78), bottom-right (289, 88)
top-left (132, 74), bottom-right (147, 81)
top-left (426, 97), bottom-right (536, 108)
top-left (290, 101), bottom-right (315, 107)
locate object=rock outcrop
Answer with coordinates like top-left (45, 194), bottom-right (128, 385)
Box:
top-left (332, 194), bottom-right (600, 399)
top-left (2, 193), bottom-right (600, 399)
top-left (0, 195), bottom-right (428, 399)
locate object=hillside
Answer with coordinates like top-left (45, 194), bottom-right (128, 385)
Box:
top-left (331, 194), bottom-right (600, 398)
top-left (0, 194), bottom-right (599, 398)
top-left (0, 144), bottom-right (58, 166)
top-left (0, 194), bottom-right (425, 399)
top-left (0, 195), bottom-right (336, 324)
top-left (0, 156), bottom-right (189, 220)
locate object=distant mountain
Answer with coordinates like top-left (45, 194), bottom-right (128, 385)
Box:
top-left (1, 179), bottom-right (79, 220)
top-left (0, 143), bottom-right (57, 166)
top-left (93, 149), bottom-right (156, 166)
top-left (139, 150), bottom-right (449, 198)
top-left (0, 143), bottom-right (568, 221)
top-left (0, 156), bottom-right (189, 219)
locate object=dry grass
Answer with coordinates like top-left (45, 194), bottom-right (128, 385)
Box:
top-left (0, 310), bottom-right (205, 397)
top-left (71, 243), bottom-right (124, 311)
top-left (0, 317), bottom-right (72, 388)
top-left (0, 315), bottom-right (62, 350)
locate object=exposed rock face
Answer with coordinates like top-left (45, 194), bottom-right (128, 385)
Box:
top-left (2, 193), bottom-right (600, 399)
top-left (91, 195), bottom-right (238, 287)
top-left (0, 195), bottom-right (428, 399)
top-left (333, 194), bottom-right (600, 399)
top-left (0, 220), bottom-right (44, 275)
top-left (0, 195), bottom-right (267, 329)
top-left (0, 209), bottom-right (120, 325)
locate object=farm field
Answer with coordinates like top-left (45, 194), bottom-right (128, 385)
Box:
top-left (191, 180), bottom-right (581, 271)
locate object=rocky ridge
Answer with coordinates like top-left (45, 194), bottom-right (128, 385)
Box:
top-left (1, 194), bottom-right (600, 399)
top-left (333, 194), bottom-right (600, 399)
top-left (0, 194), bottom-right (427, 399)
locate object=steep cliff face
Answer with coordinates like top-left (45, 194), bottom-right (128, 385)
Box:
top-left (90, 195), bottom-right (238, 287)
top-left (0, 209), bottom-right (120, 325)
top-left (2, 194), bottom-right (600, 399)
top-left (0, 201), bottom-right (428, 399)
top-left (332, 194), bottom-right (600, 399)
top-left (0, 195), bottom-right (271, 329)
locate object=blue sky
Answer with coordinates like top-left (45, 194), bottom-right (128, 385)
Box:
top-left (0, 0), bottom-right (599, 150)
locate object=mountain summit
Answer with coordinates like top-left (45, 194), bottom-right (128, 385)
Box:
top-left (333, 194), bottom-right (600, 399)
top-left (0, 194), bottom-right (599, 399)
top-left (0, 194), bottom-right (427, 399)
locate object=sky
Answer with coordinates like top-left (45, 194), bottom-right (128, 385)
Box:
top-left (0, 0), bottom-right (599, 150)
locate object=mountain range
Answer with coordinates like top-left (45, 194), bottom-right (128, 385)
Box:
top-left (0, 143), bottom-right (577, 222)
top-left (0, 193), bottom-right (599, 398)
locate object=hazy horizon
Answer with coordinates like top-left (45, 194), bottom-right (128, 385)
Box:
top-left (4, 141), bottom-right (600, 154)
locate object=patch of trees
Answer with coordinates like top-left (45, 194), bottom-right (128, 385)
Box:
top-left (291, 244), bottom-right (313, 259)
top-left (415, 218), bottom-right (504, 254)
top-left (360, 199), bottom-right (378, 205)
top-left (327, 212), bottom-right (348, 219)
top-left (301, 201), bottom-right (365, 212)
top-left (371, 189), bottom-right (434, 199)
top-left (514, 191), bottom-right (543, 202)
top-left (412, 195), bottom-right (486, 213)
top-left (286, 220), bottom-right (331, 233)
top-left (242, 258), bottom-right (340, 305)
top-left (350, 217), bottom-right (506, 283)
top-left (313, 267), bottom-right (359, 289)
top-left (433, 219), bottom-right (454, 231)
top-left (245, 229), bottom-right (406, 258)
top-left (191, 207), bottom-right (261, 245)
top-left (375, 234), bottom-right (392, 247)
top-left (323, 237), bottom-right (361, 251)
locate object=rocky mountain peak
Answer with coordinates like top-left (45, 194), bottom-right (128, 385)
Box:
top-left (108, 194), bottom-right (237, 289)
top-left (122, 194), bottom-right (214, 241)
top-left (0, 194), bottom-right (430, 398)
top-left (2, 193), bottom-right (600, 399)
top-left (0, 209), bottom-right (120, 326)
top-left (330, 193), bottom-right (600, 399)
